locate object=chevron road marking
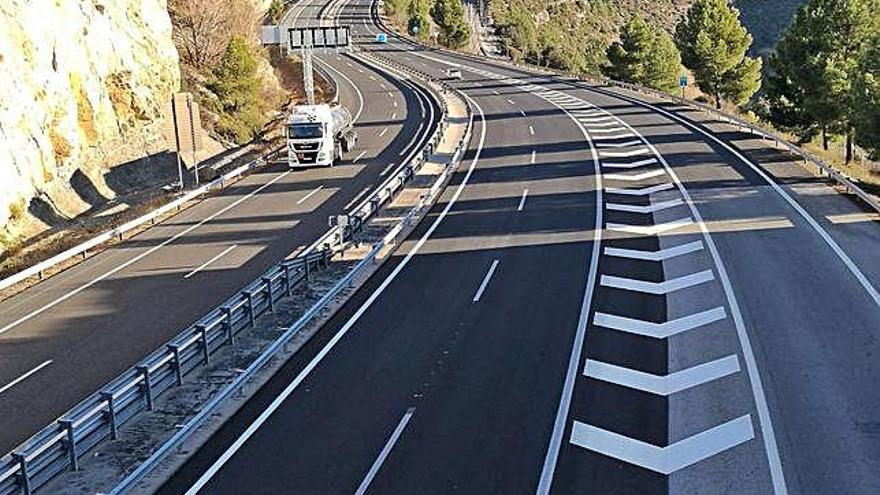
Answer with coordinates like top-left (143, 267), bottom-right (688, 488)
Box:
top-left (602, 158), bottom-right (658, 169)
top-left (596, 140), bottom-right (644, 148)
top-left (605, 183), bottom-right (673, 196)
top-left (606, 199), bottom-right (683, 214)
top-left (582, 120), bottom-right (622, 128)
top-left (600, 270), bottom-right (714, 294)
top-left (606, 218), bottom-right (693, 236)
top-left (605, 240), bottom-right (704, 261)
top-left (590, 127), bottom-right (629, 134)
top-left (604, 169), bottom-right (667, 182)
top-left (583, 354), bottom-right (740, 396)
top-left (593, 133), bottom-right (637, 141)
top-left (570, 415), bottom-right (754, 474)
top-left (577, 116), bottom-right (615, 124)
top-left (593, 307), bottom-right (727, 338)
top-left (600, 147), bottom-right (651, 157)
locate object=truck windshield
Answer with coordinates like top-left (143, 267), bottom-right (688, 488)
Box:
top-left (288, 123), bottom-right (323, 138)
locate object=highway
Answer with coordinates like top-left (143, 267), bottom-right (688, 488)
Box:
top-left (0, 31), bottom-right (441, 454)
top-left (151, 0), bottom-right (880, 493)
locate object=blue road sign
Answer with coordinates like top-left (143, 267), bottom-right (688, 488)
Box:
top-left (679, 75), bottom-right (688, 87)
top-left (376, 33), bottom-right (387, 43)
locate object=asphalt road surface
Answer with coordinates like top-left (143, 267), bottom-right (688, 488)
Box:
top-left (61, 0), bottom-right (880, 493)
top-left (157, 0), bottom-right (880, 493)
top-left (0, 34), bottom-right (440, 453)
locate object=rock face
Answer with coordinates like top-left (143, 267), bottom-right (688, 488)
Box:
top-left (0, 0), bottom-right (180, 246)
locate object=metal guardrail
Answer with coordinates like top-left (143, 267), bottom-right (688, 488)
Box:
top-left (374, 9), bottom-right (880, 216)
top-left (106, 52), bottom-right (474, 495)
top-left (0, 146), bottom-right (286, 294)
top-left (0, 246), bottom-right (329, 495)
top-left (0, 44), bottom-right (460, 495)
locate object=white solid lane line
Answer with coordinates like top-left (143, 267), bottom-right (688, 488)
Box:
top-left (353, 151), bottom-right (368, 163)
top-left (517, 189), bottom-right (529, 211)
top-left (0, 360), bottom-right (52, 395)
top-left (472, 259), bottom-right (500, 302)
top-left (183, 245), bottom-right (238, 279)
top-left (0, 170), bottom-right (291, 336)
top-left (296, 185), bottom-right (324, 205)
top-left (182, 97), bottom-right (487, 495)
top-left (354, 408), bottom-right (416, 495)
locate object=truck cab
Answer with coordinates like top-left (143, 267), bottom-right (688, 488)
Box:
top-left (286, 104), bottom-right (356, 167)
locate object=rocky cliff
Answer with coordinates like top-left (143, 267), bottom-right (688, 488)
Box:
top-left (0, 0), bottom-right (180, 248)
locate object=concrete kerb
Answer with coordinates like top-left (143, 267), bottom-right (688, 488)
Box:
top-left (56, 67), bottom-right (472, 495)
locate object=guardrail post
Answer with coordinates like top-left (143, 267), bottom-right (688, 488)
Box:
top-left (12, 452), bottom-right (31, 495)
top-left (100, 391), bottom-right (119, 440)
top-left (302, 258), bottom-right (310, 283)
top-left (137, 365), bottom-right (154, 411)
top-left (262, 276), bottom-right (275, 313)
top-left (59, 419), bottom-right (78, 471)
top-left (197, 325), bottom-right (210, 364)
top-left (246, 292), bottom-right (256, 327)
top-left (167, 344), bottom-right (183, 386)
top-left (223, 306), bottom-right (235, 345)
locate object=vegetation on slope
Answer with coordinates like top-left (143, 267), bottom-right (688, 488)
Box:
top-left (168, 0), bottom-right (285, 145)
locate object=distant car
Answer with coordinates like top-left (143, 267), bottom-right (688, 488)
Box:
top-left (446, 68), bottom-right (463, 80)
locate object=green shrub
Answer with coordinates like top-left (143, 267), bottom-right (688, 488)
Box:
top-left (208, 36), bottom-right (265, 145)
top-left (268, 0), bottom-right (285, 23)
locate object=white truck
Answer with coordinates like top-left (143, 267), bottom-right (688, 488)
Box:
top-left (285, 103), bottom-right (357, 167)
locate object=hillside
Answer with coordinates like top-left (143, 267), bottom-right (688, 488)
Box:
top-left (489, 0), bottom-right (804, 74)
top-left (0, 0), bottom-right (180, 249)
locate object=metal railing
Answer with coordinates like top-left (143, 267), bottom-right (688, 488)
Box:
top-left (0, 246), bottom-right (329, 495)
top-left (373, 9), bottom-right (880, 216)
top-left (0, 46), bottom-right (460, 495)
top-left (109, 58), bottom-right (476, 494)
top-left (0, 146), bottom-right (286, 294)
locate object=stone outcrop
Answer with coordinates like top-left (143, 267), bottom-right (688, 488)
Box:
top-left (0, 0), bottom-right (180, 248)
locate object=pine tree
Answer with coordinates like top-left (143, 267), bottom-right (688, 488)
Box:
top-left (407, 0), bottom-right (431, 40)
top-left (854, 33), bottom-right (880, 159)
top-left (430, 0), bottom-right (471, 49)
top-left (765, 0), bottom-right (880, 161)
top-left (209, 36), bottom-right (263, 144)
top-left (675, 0), bottom-right (762, 108)
top-left (605, 15), bottom-right (681, 93)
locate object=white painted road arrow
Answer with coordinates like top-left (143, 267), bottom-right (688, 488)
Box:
top-left (583, 354), bottom-right (740, 396)
top-left (600, 147), bottom-right (650, 157)
top-left (604, 169), bottom-right (667, 182)
top-left (602, 158), bottom-right (658, 169)
top-left (605, 240), bottom-right (704, 261)
top-left (600, 270), bottom-right (714, 294)
top-left (606, 218), bottom-right (693, 236)
top-left (593, 307), bottom-right (727, 338)
top-left (605, 183), bottom-right (673, 196)
top-left (606, 199), bottom-right (683, 214)
top-left (570, 415), bottom-right (754, 474)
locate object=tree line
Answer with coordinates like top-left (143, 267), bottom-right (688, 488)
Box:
top-left (385, 0), bottom-right (472, 49)
top-left (496, 0), bottom-right (880, 162)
